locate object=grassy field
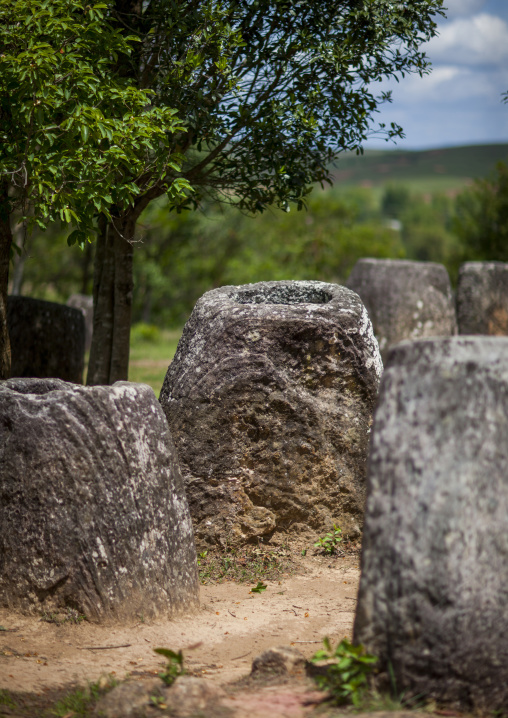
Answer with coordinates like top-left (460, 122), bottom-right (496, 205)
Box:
top-left (128, 327), bottom-right (182, 396)
top-left (83, 326), bottom-right (182, 395)
top-left (331, 142), bottom-right (508, 193)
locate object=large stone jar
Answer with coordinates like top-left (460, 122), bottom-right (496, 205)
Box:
top-left (0, 378), bottom-right (199, 622)
top-left (160, 280), bottom-right (382, 548)
top-left (8, 296), bottom-right (85, 382)
top-left (354, 337), bottom-right (508, 713)
top-left (456, 261), bottom-right (508, 335)
top-left (346, 258), bottom-right (456, 361)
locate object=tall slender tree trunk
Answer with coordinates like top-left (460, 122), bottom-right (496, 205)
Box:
top-left (0, 183), bottom-right (13, 380)
top-left (87, 210), bottom-right (137, 385)
top-left (80, 240), bottom-right (94, 295)
top-left (109, 214), bottom-right (135, 382)
top-left (87, 214), bottom-right (115, 385)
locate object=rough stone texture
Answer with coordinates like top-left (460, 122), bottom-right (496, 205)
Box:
top-left (7, 295), bottom-right (85, 382)
top-left (456, 261), bottom-right (508, 335)
top-left (163, 676), bottom-right (227, 716)
top-left (354, 337), bottom-right (508, 713)
top-left (67, 293), bottom-right (94, 352)
top-left (94, 679), bottom-right (163, 718)
top-left (251, 646), bottom-right (306, 677)
top-left (0, 378), bottom-right (199, 622)
top-left (160, 280), bottom-right (382, 548)
top-left (346, 258), bottom-right (456, 360)
top-left (96, 677), bottom-right (228, 718)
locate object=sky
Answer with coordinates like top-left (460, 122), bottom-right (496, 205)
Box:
top-left (364, 0), bottom-right (508, 150)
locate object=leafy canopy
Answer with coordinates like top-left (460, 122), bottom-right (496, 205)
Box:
top-left (0, 0), bottom-right (191, 245)
top-left (453, 161), bottom-right (508, 262)
top-left (129, 0), bottom-right (446, 213)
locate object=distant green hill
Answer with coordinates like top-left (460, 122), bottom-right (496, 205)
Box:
top-left (331, 143), bottom-right (508, 195)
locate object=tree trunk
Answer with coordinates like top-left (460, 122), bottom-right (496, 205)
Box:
top-left (0, 183), bottom-right (13, 380)
top-left (80, 239), bottom-right (94, 295)
top-left (109, 215), bottom-right (135, 383)
top-left (87, 212), bottom-right (136, 385)
top-left (87, 215), bottom-right (115, 385)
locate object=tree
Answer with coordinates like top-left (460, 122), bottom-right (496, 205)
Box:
top-left (85, 0), bottom-right (445, 385)
top-left (0, 0), bottom-right (190, 378)
top-left (453, 161), bottom-right (508, 264)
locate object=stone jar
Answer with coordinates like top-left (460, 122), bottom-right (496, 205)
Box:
top-left (8, 296), bottom-right (85, 382)
top-left (160, 280), bottom-right (382, 548)
top-left (456, 261), bottom-right (508, 335)
top-left (0, 378), bottom-right (199, 622)
top-left (346, 258), bottom-right (456, 361)
top-left (67, 294), bottom-right (94, 353)
top-left (354, 337), bottom-right (508, 713)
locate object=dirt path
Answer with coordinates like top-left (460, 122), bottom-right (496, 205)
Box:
top-left (0, 554), bottom-right (359, 694)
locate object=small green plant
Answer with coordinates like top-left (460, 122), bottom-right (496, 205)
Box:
top-left (197, 550), bottom-right (208, 565)
top-left (154, 647), bottom-right (185, 686)
top-left (314, 524), bottom-right (342, 554)
top-left (311, 637), bottom-right (377, 706)
top-left (250, 581), bottom-right (267, 593)
top-left (150, 694), bottom-right (168, 708)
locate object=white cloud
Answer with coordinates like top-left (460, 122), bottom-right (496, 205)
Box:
top-left (442, 0), bottom-right (487, 19)
top-left (426, 13), bottom-right (508, 65)
top-left (377, 64), bottom-right (508, 106)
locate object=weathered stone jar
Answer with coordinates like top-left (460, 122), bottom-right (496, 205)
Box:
top-left (346, 258), bottom-right (456, 360)
top-left (160, 280), bottom-right (382, 548)
top-left (456, 261), bottom-right (508, 335)
top-left (8, 296), bottom-right (86, 382)
top-left (0, 378), bottom-right (199, 622)
top-left (354, 337), bottom-right (508, 713)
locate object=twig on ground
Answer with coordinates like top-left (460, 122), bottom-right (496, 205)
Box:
top-left (231, 651), bottom-right (251, 661)
top-left (78, 644), bottom-right (132, 650)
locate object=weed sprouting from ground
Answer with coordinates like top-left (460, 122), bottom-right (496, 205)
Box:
top-left (197, 543), bottom-right (297, 584)
top-left (310, 637), bottom-right (377, 707)
top-left (154, 647), bottom-right (185, 686)
top-left (314, 525), bottom-right (343, 555)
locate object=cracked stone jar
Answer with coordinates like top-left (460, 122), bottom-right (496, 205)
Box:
top-left (160, 280), bottom-right (382, 548)
top-left (0, 378), bottom-right (199, 621)
top-left (354, 336), bottom-right (508, 713)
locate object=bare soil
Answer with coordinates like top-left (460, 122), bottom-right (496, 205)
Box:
top-left (0, 551), bottom-right (361, 714)
top-left (0, 550), bottom-right (471, 718)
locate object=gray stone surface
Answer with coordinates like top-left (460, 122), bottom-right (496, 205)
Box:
top-left (0, 378), bottom-right (198, 622)
top-left (67, 293), bottom-right (94, 352)
top-left (251, 646), bottom-right (306, 677)
top-left (354, 337), bottom-right (508, 712)
top-left (94, 678), bottom-right (163, 718)
top-left (95, 677), bottom-right (226, 718)
top-left (346, 258), bottom-right (456, 360)
top-left (160, 280), bottom-right (382, 548)
top-left (7, 295), bottom-right (85, 382)
top-left (456, 261), bottom-right (508, 335)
